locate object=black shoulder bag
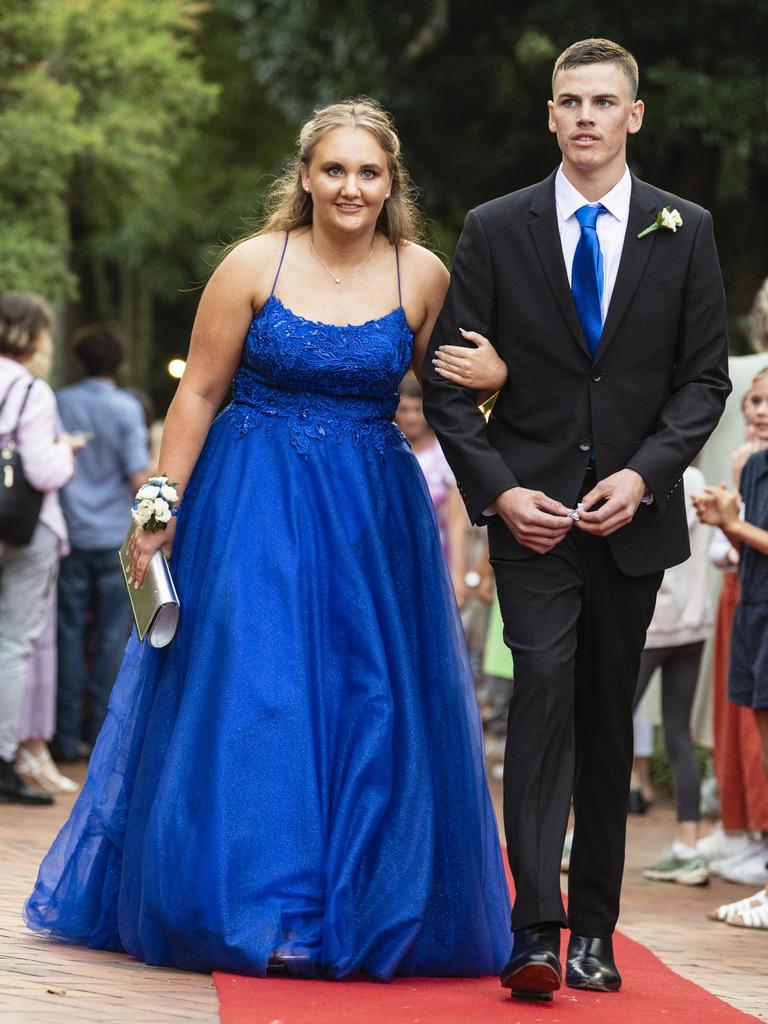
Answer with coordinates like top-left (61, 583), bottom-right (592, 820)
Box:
top-left (0, 378), bottom-right (44, 545)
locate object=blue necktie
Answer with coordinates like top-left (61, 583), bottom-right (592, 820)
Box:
top-left (571, 204), bottom-right (607, 358)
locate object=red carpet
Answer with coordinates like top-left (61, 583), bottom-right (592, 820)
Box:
top-left (214, 867), bottom-right (761, 1024)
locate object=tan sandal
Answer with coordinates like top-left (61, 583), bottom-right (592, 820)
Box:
top-left (708, 888), bottom-right (768, 923)
top-left (16, 747), bottom-right (79, 794)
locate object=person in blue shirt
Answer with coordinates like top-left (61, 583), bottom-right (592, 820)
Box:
top-left (53, 324), bottom-right (150, 762)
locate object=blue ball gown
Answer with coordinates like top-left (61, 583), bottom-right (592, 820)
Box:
top-left (25, 239), bottom-right (512, 980)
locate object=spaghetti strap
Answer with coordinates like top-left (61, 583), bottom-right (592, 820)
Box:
top-left (395, 244), bottom-right (402, 306)
top-left (270, 232), bottom-right (289, 296)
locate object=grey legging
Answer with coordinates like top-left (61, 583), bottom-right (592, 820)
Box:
top-left (633, 642), bottom-right (704, 823)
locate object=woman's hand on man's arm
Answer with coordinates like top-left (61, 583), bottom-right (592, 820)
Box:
top-left (431, 329), bottom-right (508, 404)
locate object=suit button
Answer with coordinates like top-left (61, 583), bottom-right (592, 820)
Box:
top-left (591, 374), bottom-right (601, 383)
top-left (579, 439), bottom-right (591, 452)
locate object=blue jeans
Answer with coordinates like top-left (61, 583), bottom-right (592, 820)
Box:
top-left (55, 547), bottom-right (132, 757)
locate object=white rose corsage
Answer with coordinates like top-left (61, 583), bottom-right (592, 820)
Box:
top-left (637, 206), bottom-right (683, 239)
top-left (131, 475), bottom-right (179, 532)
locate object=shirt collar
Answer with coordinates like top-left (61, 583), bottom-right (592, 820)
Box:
top-left (555, 165), bottom-right (632, 223)
top-left (78, 377), bottom-right (117, 389)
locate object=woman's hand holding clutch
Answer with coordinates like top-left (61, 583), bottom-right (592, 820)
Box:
top-left (127, 518), bottom-right (176, 588)
top-left (432, 329), bottom-right (508, 402)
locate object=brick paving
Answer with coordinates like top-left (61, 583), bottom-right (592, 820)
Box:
top-left (2, 764), bottom-right (766, 1023)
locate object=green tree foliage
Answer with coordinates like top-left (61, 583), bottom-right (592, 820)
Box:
top-left (1, 0), bottom-right (294, 397)
top-left (237, 0), bottom-right (768, 347)
top-left (0, 0), bottom-right (220, 384)
top-left (2, 0), bottom-right (766, 397)
top-left (0, 2), bottom-right (81, 297)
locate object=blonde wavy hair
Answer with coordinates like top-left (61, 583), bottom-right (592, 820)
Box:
top-left (250, 98), bottom-right (422, 247)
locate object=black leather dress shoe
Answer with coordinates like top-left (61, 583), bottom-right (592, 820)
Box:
top-left (566, 933), bottom-right (621, 992)
top-left (500, 924), bottom-right (562, 1001)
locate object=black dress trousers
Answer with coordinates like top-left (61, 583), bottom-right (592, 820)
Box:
top-left (492, 522), bottom-right (662, 938)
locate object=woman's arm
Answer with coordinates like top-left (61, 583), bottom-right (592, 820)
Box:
top-left (154, 241), bottom-right (273, 492)
top-left (17, 381), bottom-right (76, 491)
top-left (407, 245), bottom-right (507, 403)
top-left (408, 247), bottom-right (450, 382)
top-left (128, 235), bottom-right (278, 584)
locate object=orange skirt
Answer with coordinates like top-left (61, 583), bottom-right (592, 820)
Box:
top-left (713, 572), bottom-right (768, 831)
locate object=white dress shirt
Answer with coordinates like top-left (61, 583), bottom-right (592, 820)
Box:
top-left (485, 165), bottom-right (650, 515)
top-left (555, 164), bottom-right (631, 321)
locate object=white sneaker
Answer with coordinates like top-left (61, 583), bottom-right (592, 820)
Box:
top-left (717, 845), bottom-right (768, 887)
top-left (696, 824), bottom-right (752, 864)
top-left (709, 838), bottom-right (767, 877)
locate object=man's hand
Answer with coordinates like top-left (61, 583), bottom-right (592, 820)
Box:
top-left (491, 487), bottom-right (573, 554)
top-left (575, 469), bottom-right (647, 537)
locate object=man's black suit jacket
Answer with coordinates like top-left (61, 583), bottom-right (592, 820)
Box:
top-left (421, 170), bottom-right (731, 577)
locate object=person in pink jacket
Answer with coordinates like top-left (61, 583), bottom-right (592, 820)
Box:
top-left (0, 292), bottom-right (83, 804)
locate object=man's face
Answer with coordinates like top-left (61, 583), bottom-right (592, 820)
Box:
top-left (547, 62), bottom-right (644, 178)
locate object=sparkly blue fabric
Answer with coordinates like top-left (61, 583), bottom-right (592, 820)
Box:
top-left (24, 294), bottom-right (512, 979)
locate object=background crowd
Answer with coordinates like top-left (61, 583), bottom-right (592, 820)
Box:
top-left (1, 0), bottom-right (768, 940)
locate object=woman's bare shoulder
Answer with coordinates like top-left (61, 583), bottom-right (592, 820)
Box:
top-left (398, 242), bottom-right (449, 317)
top-left (398, 240), bottom-right (449, 283)
top-left (218, 232), bottom-right (288, 274)
top-left (208, 232), bottom-right (290, 306)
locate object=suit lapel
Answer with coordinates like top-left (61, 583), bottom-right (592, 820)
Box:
top-left (594, 177), bottom-right (659, 363)
top-left (528, 173), bottom-right (592, 360)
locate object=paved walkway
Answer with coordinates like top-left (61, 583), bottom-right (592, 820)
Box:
top-left (2, 766), bottom-right (766, 1023)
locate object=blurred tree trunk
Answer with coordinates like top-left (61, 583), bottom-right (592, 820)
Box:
top-left (118, 264), bottom-right (153, 390)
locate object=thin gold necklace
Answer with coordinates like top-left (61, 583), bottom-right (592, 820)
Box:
top-left (310, 236), bottom-right (375, 285)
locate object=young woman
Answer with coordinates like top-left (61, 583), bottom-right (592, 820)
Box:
top-left (26, 100), bottom-right (512, 979)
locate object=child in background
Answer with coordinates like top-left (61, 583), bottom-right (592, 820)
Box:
top-left (696, 371), bottom-right (768, 888)
top-left (694, 368), bottom-right (768, 926)
top-left (635, 466), bottom-right (712, 885)
top-left (396, 373), bottom-right (469, 606)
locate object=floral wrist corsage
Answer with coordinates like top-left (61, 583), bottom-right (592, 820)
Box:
top-left (131, 475), bottom-right (179, 532)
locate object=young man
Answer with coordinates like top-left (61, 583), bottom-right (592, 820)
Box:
top-left (54, 325), bottom-right (149, 762)
top-left (422, 38), bottom-right (730, 1000)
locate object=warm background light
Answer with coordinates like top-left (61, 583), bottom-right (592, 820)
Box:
top-left (167, 358), bottom-right (186, 379)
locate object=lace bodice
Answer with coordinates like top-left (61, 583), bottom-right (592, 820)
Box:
top-left (229, 294), bottom-right (413, 456)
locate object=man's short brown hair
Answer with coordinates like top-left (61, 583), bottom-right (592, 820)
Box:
top-left (552, 38), bottom-right (639, 101)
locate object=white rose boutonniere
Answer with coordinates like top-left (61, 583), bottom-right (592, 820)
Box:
top-left (131, 475), bottom-right (180, 531)
top-left (638, 206), bottom-right (683, 239)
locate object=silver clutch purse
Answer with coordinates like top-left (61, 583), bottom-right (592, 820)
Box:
top-left (118, 531), bottom-right (180, 648)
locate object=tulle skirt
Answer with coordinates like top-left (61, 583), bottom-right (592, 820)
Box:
top-left (25, 408), bottom-right (511, 979)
